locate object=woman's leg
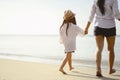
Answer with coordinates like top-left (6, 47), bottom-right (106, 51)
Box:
top-left (106, 36), bottom-right (116, 74)
top-left (95, 35), bottom-right (104, 76)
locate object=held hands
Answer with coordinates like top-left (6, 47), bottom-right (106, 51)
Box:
top-left (84, 29), bottom-right (88, 35)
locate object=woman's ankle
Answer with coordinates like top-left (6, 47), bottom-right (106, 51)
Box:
top-left (109, 69), bottom-right (116, 74)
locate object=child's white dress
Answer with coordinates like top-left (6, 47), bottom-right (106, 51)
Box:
top-left (60, 23), bottom-right (84, 52)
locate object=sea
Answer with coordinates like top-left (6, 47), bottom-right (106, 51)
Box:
top-left (0, 35), bottom-right (120, 70)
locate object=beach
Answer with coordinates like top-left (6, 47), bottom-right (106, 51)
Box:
top-left (0, 58), bottom-right (120, 80)
top-left (0, 35), bottom-right (120, 80)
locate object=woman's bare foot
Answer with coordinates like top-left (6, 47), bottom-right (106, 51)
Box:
top-left (109, 69), bottom-right (116, 74)
top-left (96, 68), bottom-right (103, 77)
top-left (96, 71), bottom-right (103, 77)
top-left (59, 69), bottom-right (67, 74)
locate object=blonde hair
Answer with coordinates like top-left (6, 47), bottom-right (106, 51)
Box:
top-left (60, 17), bottom-right (76, 36)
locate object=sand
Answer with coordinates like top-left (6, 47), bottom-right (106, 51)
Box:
top-left (0, 58), bottom-right (120, 80)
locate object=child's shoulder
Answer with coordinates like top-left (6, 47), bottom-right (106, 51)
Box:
top-left (70, 23), bottom-right (78, 27)
top-left (72, 23), bottom-right (80, 28)
top-left (70, 24), bottom-right (80, 30)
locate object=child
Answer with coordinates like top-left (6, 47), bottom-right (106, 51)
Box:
top-left (59, 10), bottom-right (84, 74)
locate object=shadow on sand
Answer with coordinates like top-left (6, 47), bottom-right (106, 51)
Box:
top-left (65, 71), bottom-right (119, 80)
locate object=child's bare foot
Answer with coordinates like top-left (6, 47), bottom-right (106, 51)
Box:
top-left (109, 69), bottom-right (116, 74)
top-left (70, 67), bottom-right (74, 71)
top-left (59, 69), bottom-right (67, 74)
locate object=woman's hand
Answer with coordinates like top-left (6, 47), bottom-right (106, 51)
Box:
top-left (84, 29), bottom-right (88, 35)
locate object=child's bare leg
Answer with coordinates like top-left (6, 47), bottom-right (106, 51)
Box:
top-left (59, 54), bottom-right (68, 74)
top-left (67, 52), bottom-right (74, 71)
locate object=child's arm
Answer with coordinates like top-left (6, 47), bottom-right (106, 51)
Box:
top-left (76, 26), bottom-right (85, 36)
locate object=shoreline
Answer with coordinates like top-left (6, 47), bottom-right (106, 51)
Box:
top-left (0, 58), bottom-right (120, 80)
top-left (0, 54), bottom-right (120, 71)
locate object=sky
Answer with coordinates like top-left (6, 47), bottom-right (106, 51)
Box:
top-left (0, 0), bottom-right (120, 35)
